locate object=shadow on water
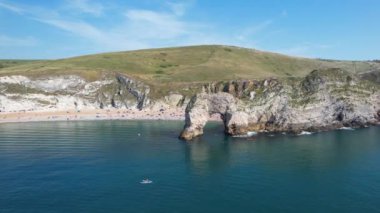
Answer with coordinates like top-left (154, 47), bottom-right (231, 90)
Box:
top-left (183, 121), bottom-right (233, 175)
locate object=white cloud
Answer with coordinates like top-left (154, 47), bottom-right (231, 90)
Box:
top-left (0, 0), bottom-right (274, 55)
top-left (31, 8), bottom-right (193, 50)
top-left (0, 1), bottom-right (24, 14)
top-left (236, 20), bottom-right (272, 41)
top-left (37, 18), bottom-right (108, 42)
top-left (0, 1), bottom-right (59, 19)
top-left (35, 17), bottom-right (151, 50)
top-left (0, 35), bottom-right (37, 46)
top-left (65, 0), bottom-right (104, 16)
top-left (124, 9), bottom-right (190, 39)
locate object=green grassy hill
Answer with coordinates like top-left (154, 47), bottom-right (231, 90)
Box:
top-left (0, 59), bottom-right (42, 70)
top-left (1, 45), bottom-right (379, 84)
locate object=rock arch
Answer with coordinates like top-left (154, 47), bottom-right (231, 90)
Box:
top-left (179, 92), bottom-right (249, 140)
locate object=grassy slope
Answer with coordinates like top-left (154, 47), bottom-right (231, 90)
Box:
top-left (0, 45), bottom-right (379, 96)
top-left (0, 59), bottom-right (43, 69)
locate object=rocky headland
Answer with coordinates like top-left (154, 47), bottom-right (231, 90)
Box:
top-left (0, 46), bottom-right (379, 140)
top-left (0, 68), bottom-right (379, 140)
top-left (180, 69), bottom-right (380, 140)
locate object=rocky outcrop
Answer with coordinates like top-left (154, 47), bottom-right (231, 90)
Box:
top-left (0, 74), bottom-right (153, 112)
top-left (359, 70), bottom-right (380, 84)
top-left (179, 92), bottom-right (237, 140)
top-left (0, 68), bottom-right (378, 140)
top-left (180, 69), bottom-right (380, 140)
top-left (0, 73), bottom-right (192, 113)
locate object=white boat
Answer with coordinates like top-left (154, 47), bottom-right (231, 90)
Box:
top-left (140, 179), bottom-right (153, 184)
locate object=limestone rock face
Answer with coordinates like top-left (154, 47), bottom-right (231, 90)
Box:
top-left (0, 74), bottom-right (151, 112)
top-left (148, 94), bottom-right (188, 111)
top-left (179, 92), bottom-right (237, 140)
top-left (359, 70), bottom-right (380, 84)
top-left (165, 94), bottom-right (185, 107)
top-left (180, 69), bottom-right (380, 140)
top-left (224, 111), bottom-right (250, 135)
top-left (0, 68), bottom-right (378, 140)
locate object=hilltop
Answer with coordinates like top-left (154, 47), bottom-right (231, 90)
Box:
top-left (1, 45), bottom-right (379, 84)
top-left (0, 60), bottom-right (42, 69)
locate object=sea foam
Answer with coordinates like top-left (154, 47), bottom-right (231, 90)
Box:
top-left (297, 131), bottom-right (313, 136)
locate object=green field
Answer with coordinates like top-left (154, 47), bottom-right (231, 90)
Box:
top-left (1, 45), bottom-right (379, 85)
top-left (0, 59), bottom-right (42, 70)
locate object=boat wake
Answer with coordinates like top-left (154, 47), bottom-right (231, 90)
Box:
top-left (140, 179), bottom-right (153, 184)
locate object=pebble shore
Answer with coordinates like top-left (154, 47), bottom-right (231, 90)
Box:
top-left (0, 108), bottom-right (222, 124)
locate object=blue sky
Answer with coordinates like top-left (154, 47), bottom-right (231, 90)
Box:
top-left (0, 0), bottom-right (379, 60)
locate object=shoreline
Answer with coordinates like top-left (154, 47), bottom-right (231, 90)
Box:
top-left (1, 109), bottom-right (377, 136)
top-left (0, 108), bottom-right (223, 124)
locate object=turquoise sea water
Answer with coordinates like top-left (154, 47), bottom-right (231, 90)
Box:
top-left (0, 121), bottom-right (379, 213)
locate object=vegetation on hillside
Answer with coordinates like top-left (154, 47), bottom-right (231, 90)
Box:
top-left (0, 45), bottom-right (379, 96)
top-left (0, 60), bottom-right (42, 70)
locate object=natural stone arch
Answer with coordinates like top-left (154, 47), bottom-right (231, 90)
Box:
top-left (179, 92), bottom-right (244, 140)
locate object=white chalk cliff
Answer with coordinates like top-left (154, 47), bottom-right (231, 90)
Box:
top-left (180, 69), bottom-right (380, 140)
top-left (0, 69), bottom-right (379, 140)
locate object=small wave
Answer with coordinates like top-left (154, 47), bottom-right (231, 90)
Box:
top-left (297, 131), bottom-right (313, 136)
top-left (247, 131), bottom-right (257, 137)
top-left (233, 131), bottom-right (257, 138)
top-left (233, 135), bottom-right (249, 138)
top-left (339, 127), bottom-right (355, 131)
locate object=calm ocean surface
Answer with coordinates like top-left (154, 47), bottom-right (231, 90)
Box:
top-left (0, 121), bottom-right (379, 213)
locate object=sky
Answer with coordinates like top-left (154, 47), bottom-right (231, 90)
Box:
top-left (0, 0), bottom-right (379, 60)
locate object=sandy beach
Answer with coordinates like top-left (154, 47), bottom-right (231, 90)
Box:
top-left (0, 108), bottom-right (222, 124)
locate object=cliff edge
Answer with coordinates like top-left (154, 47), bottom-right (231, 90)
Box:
top-left (180, 69), bottom-right (380, 140)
